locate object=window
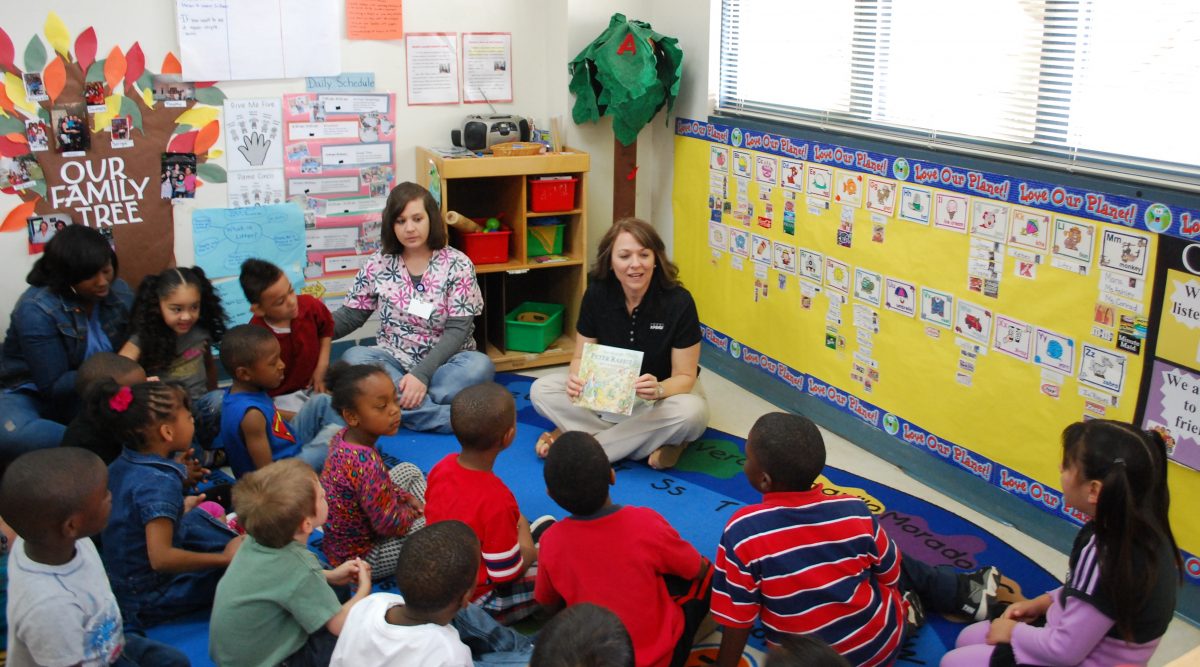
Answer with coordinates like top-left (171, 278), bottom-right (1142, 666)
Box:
top-left (719, 0), bottom-right (1200, 188)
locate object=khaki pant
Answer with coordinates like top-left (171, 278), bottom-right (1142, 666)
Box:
top-left (530, 372), bottom-right (710, 462)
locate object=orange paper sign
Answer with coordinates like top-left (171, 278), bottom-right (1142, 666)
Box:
top-left (346, 0), bottom-right (404, 41)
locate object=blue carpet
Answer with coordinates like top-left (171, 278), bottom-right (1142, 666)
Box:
top-left (150, 372), bottom-right (1059, 665)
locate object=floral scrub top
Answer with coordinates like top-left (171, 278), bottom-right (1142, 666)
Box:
top-left (344, 247), bottom-right (484, 371)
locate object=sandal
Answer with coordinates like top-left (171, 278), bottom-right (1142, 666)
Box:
top-left (536, 430), bottom-right (561, 458)
top-left (648, 443), bottom-right (689, 470)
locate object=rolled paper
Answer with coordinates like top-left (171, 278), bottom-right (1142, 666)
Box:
top-left (445, 210), bottom-right (483, 233)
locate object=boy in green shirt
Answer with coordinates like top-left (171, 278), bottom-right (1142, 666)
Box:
top-left (209, 458), bottom-right (372, 666)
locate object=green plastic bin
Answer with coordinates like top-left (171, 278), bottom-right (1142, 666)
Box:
top-left (505, 302), bottom-right (564, 353)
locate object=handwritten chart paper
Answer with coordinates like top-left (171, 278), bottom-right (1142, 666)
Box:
top-left (176, 0), bottom-right (341, 80)
top-left (347, 0), bottom-right (404, 40)
top-left (192, 204), bottom-right (306, 279)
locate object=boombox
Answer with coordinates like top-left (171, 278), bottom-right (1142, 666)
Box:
top-left (451, 114), bottom-right (530, 151)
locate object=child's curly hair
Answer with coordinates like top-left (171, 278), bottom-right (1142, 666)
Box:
top-left (128, 266), bottom-right (227, 374)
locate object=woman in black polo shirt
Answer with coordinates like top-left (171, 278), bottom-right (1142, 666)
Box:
top-left (530, 217), bottom-right (709, 468)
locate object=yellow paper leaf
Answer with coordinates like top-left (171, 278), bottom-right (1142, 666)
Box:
top-left (141, 86), bottom-right (155, 109)
top-left (174, 106), bottom-right (219, 127)
top-left (92, 93), bottom-right (121, 132)
top-left (44, 12), bottom-right (71, 56)
top-left (206, 149), bottom-right (223, 159)
top-left (3, 73), bottom-right (37, 115)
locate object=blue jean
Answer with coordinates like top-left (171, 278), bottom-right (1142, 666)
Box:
top-left (288, 392), bottom-right (344, 470)
top-left (340, 347), bottom-right (494, 433)
top-left (899, 555), bottom-right (960, 614)
top-left (192, 388), bottom-right (224, 450)
top-left (114, 633), bottom-right (190, 667)
top-left (0, 390), bottom-right (66, 464)
top-left (452, 602), bottom-right (534, 666)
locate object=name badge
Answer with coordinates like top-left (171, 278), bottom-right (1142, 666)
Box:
top-left (407, 299), bottom-right (434, 319)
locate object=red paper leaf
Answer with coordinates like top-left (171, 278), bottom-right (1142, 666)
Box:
top-left (124, 42), bottom-right (144, 91)
top-left (194, 81), bottom-right (216, 88)
top-left (161, 52), bottom-right (181, 75)
top-left (74, 27), bottom-right (97, 73)
top-left (103, 46), bottom-right (125, 91)
top-left (43, 55), bottom-right (65, 103)
top-left (194, 120), bottom-right (220, 155)
top-left (0, 198), bottom-right (37, 233)
top-left (0, 27), bottom-right (13, 72)
top-left (167, 130), bottom-right (197, 153)
top-left (0, 135), bottom-right (29, 158)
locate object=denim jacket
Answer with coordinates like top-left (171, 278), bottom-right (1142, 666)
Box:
top-left (0, 280), bottom-right (133, 399)
top-left (102, 448), bottom-right (188, 596)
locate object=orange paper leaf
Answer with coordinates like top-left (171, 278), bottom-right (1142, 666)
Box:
top-left (161, 52), bottom-right (181, 75)
top-left (4, 132), bottom-right (26, 143)
top-left (0, 198), bottom-right (38, 233)
top-left (194, 120), bottom-right (220, 155)
top-left (0, 85), bottom-right (14, 114)
top-left (42, 55), bottom-right (65, 103)
top-left (103, 46), bottom-right (126, 91)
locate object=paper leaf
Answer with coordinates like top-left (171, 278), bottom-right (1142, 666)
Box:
top-left (194, 81), bottom-right (216, 88)
top-left (85, 58), bottom-right (105, 83)
top-left (44, 12), bottom-right (71, 57)
top-left (206, 149), bottom-right (223, 159)
top-left (4, 131), bottom-right (26, 143)
top-left (23, 36), bottom-right (46, 73)
top-left (141, 86), bottom-right (154, 109)
top-left (194, 120), bottom-right (219, 155)
top-left (103, 47), bottom-right (125, 91)
top-left (37, 107), bottom-right (49, 124)
top-left (197, 162), bottom-right (226, 184)
top-left (167, 130), bottom-right (197, 153)
top-left (74, 27), bottom-right (97, 73)
top-left (0, 134), bottom-right (27, 157)
top-left (0, 115), bottom-right (23, 135)
top-left (174, 105), bottom-right (218, 127)
top-left (28, 179), bottom-right (45, 198)
top-left (174, 124), bottom-right (193, 135)
top-left (118, 94), bottom-right (143, 133)
top-left (124, 42), bottom-right (144, 91)
top-left (0, 27), bottom-right (13, 72)
top-left (0, 198), bottom-right (37, 233)
top-left (192, 86), bottom-right (226, 106)
top-left (0, 84), bottom-right (14, 114)
top-left (161, 52), bottom-right (181, 75)
top-left (3, 72), bottom-right (36, 114)
top-left (42, 55), bottom-right (65, 103)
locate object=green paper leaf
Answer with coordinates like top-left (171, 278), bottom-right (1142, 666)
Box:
top-left (119, 95), bottom-right (143, 134)
top-left (28, 179), bottom-right (46, 198)
top-left (136, 71), bottom-right (152, 91)
top-left (23, 35), bottom-right (46, 73)
top-left (38, 107), bottom-right (50, 124)
top-left (85, 58), bottom-right (105, 83)
top-left (174, 124), bottom-right (193, 135)
top-left (0, 114), bottom-right (25, 135)
top-left (193, 86), bottom-right (225, 106)
top-left (196, 162), bottom-right (226, 183)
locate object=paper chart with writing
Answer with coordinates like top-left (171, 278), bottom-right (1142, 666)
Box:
top-left (406, 33), bottom-right (460, 105)
top-left (462, 33), bottom-right (513, 103)
top-left (283, 93), bottom-right (396, 296)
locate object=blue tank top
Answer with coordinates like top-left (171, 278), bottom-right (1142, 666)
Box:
top-left (219, 389), bottom-right (300, 477)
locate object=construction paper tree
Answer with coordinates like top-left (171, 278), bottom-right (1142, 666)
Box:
top-left (569, 13), bottom-right (683, 220)
top-left (0, 12), bottom-right (228, 285)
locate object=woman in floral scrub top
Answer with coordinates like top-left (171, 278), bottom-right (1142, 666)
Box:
top-left (331, 182), bottom-right (494, 432)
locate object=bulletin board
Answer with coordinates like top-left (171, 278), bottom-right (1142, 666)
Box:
top-left (672, 118), bottom-right (1200, 587)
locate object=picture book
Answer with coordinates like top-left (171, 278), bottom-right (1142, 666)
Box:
top-left (573, 343), bottom-right (644, 416)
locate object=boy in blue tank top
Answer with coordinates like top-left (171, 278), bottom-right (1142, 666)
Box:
top-left (219, 325), bottom-right (344, 477)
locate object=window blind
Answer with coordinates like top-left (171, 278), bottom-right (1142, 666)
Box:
top-left (718, 0), bottom-right (1200, 190)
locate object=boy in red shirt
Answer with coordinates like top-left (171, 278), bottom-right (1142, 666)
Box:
top-left (534, 432), bottom-right (713, 667)
top-left (240, 258), bottom-right (333, 411)
top-left (424, 382), bottom-right (548, 625)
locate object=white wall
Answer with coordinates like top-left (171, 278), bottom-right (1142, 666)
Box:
top-left (0, 0), bottom-right (714, 332)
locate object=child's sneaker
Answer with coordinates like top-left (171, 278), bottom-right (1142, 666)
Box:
top-left (957, 566), bottom-right (1000, 621)
top-left (225, 512), bottom-right (246, 535)
top-left (530, 515), bottom-right (556, 543)
top-left (902, 589), bottom-right (926, 634)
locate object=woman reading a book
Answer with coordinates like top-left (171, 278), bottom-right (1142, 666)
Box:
top-left (332, 181), bottom-right (494, 432)
top-left (531, 217), bottom-right (709, 469)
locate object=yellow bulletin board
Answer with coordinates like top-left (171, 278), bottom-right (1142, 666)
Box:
top-left (672, 118), bottom-right (1200, 585)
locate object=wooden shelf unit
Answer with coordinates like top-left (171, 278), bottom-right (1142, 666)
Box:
top-left (416, 147), bottom-right (589, 371)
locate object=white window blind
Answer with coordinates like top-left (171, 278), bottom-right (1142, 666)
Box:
top-left (719, 0), bottom-right (1200, 189)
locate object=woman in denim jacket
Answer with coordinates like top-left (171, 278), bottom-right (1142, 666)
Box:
top-left (0, 226), bottom-right (133, 461)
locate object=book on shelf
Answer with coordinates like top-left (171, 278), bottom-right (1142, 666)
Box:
top-left (532, 254), bottom-right (569, 264)
top-left (572, 343), bottom-right (643, 416)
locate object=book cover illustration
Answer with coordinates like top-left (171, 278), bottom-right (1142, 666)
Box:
top-left (573, 343), bottom-right (644, 416)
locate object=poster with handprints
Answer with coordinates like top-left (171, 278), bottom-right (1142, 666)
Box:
top-left (920, 287), bottom-right (954, 328)
top-left (865, 177), bottom-right (897, 217)
top-left (772, 241), bottom-right (797, 274)
top-left (750, 233), bottom-right (772, 264)
top-left (899, 185), bottom-right (932, 225)
top-left (1034, 327), bottom-right (1075, 376)
top-left (732, 150), bottom-right (752, 178)
top-left (834, 170), bottom-right (864, 208)
top-left (825, 257), bottom-right (850, 294)
top-left (970, 200), bottom-right (1010, 243)
top-left (954, 300), bottom-right (992, 347)
top-left (993, 314), bottom-right (1033, 361)
top-left (1098, 228), bottom-right (1150, 278)
top-left (1008, 207), bottom-right (1050, 251)
top-left (728, 227), bottom-right (749, 257)
top-left (781, 159), bottom-right (805, 191)
top-left (807, 165), bottom-right (833, 202)
top-left (225, 99), bottom-right (284, 170)
top-left (710, 145), bottom-right (729, 172)
top-left (934, 192), bottom-right (969, 233)
top-left (1079, 344), bottom-right (1127, 394)
top-left (798, 248), bottom-right (823, 283)
top-left (1051, 217), bottom-right (1095, 265)
top-left (884, 277), bottom-right (915, 317)
top-left (853, 267), bottom-right (882, 307)
top-left (756, 155), bottom-right (777, 186)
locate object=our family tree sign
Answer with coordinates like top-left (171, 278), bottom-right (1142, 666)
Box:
top-left (0, 13), bottom-right (228, 284)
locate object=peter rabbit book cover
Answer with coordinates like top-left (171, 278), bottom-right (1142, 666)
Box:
top-left (573, 343), bottom-right (643, 416)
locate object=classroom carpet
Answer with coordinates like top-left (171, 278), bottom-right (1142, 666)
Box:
top-left (149, 372), bottom-right (1060, 666)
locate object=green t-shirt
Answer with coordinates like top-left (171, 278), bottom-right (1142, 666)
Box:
top-left (209, 536), bottom-right (342, 667)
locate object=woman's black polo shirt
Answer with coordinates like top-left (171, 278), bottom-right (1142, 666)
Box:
top-left (575, 277), bottom-right (701, 380)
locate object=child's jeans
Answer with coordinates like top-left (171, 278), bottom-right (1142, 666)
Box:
top-left (287, 392), bottom-right (344, 470)
top-left (192, 389), bottom-right (224, 450)
top-left (113, 633), bottom-right (190, 667)
top-left (452, 603), bottom-right (535, 666)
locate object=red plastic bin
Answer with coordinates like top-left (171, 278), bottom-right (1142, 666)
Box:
top-left (454, 226), bottom-right (512, 265)
top-left (529, 177), bottom-right (578, 212)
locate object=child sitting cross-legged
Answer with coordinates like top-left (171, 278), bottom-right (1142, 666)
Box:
top-left (60, 351), bottom-right (147, 465)
top-left (218, 324), bottom-right (344, 477)
top-left (331, 519), bottom-right (535, 666)
top-left (209, 458), bottom-right (373, 667)
top-left (1, 448), bottom-right (189, 667)
top-left (424, 381), bottom-right (550, 625)
top-left (320, 362), bottom-right (426, 581)
top-left (536, 431), bottom-right (714, 667)
top-left (93, 380), bottom-right (242, 631)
